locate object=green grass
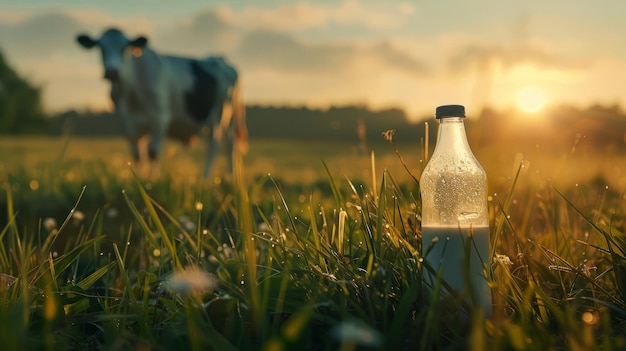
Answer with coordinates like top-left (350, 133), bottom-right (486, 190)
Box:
top-left (0, 136), bottom-right (625, 350)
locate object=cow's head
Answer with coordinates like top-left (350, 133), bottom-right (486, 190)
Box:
top-left (76, 28), bottom-right (148, 82)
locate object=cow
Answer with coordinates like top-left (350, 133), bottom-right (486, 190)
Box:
top-left (76, 28), bottom-right (248, 178)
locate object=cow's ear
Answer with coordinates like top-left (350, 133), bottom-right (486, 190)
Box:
top-left (130, 36), bottom-right (148, 48)
top-left (76, 34), bottom-right (97, 49)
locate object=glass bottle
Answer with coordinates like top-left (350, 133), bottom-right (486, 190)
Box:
top-left (420, 104), bottom-right (491, 316)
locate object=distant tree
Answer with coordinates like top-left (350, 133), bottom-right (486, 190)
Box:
top-left (0, 48), bottom-right (47, 134)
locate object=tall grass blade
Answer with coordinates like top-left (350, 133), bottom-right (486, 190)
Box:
top-left (132, 176), bottom-right (182, 270)
top-left (36, 235), bottom-right (105, 287)
top-left (232, 146), bottom-right (262, 336)
top-left (322, 160), bottom-right (345, 209)
top-left (41, 186), bottom-right (87, 254)
top-left (76, 261), bottom-right (116, 291)
top-left (112, 242), bottom-right (154, 341)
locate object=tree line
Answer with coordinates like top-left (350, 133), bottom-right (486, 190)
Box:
top-left (49, 105), bottom-right (423, 143)
top-left (1, 48), bottom-right (625, 152)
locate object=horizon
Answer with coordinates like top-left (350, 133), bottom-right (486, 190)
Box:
top-left (1, 1), bottom-right (625, 121)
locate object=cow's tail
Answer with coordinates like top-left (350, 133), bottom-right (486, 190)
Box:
top-left (232, 77), bottom-right (249, 155)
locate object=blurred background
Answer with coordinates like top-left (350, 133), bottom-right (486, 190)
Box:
top-left (2, 0), bottom-right (625, 117)
top-left (0, 0), bottom-right (625, 187)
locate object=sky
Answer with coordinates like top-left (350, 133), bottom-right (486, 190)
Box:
top-left (0, 0), bottom-right (625, 121)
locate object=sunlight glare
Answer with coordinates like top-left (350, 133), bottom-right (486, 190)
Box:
top-left (516, 85), bottom-right (547, 113)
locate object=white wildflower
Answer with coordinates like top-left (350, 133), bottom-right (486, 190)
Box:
top-left (164, 266), bottom-right (217, 296)
top-left (72, 210), bottom-right (85, 222)
top-left (331, 319), bottom-right (382, 348)
top-left (43, 217), bottom-right (57, 231)
top-left (495, 254), bottom-right (513, 265)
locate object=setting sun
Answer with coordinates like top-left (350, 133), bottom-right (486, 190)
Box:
top-left (515, 85), bottom-right (547, 113)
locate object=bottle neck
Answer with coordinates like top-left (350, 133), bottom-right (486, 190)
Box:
top-left (433, 117), bottom-right (471, 155)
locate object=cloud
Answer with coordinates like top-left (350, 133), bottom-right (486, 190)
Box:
top-left (234, 30), bottom-right (345, 72)
top-left (0, 4), bottom-right (425, 76)
top-left (0, 12), bottom-right (84, 57)
top-left (214, 1), bottom-right (415, 31)
top-left (232, 30), bottom-right (428, 78)
top-left (371, 40), bottom-right (429, 76)
top-left (150, 7), bottom-right (428, 77)
top-left (152, 9), bottom-right (241, 56)
top-left (447, 41), bottom-right (588, 74)
top-left (0, 10), bottom-right (31, 25)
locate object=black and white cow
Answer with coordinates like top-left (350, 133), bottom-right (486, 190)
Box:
top-left (76, 28), bottom-right (248, 178)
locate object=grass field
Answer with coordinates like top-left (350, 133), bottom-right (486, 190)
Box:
top-left (0, 135), bottom-right (625, 350)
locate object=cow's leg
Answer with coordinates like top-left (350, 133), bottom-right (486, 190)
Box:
top-left (129, 136), bottom-right (141, 163)
top-left (134, 137), bottom-right (153, 178)
top-left (225, 113), bottom-right (240, 175)
top-left (123, 120), bottom-right (148, 177)
top-left (204, 125), bottom-right (223, 179)
top-left (204, 100), bottom-right (235, 178)
top-left (226, 128), bottom-right (235, 174)
top-left (116, 97), bottom-right (148, 176)
top-left (146, 121), bottom-right (168, 179)
top-left (147, 134), bottom-right (163, 162)
top-left (143, 89), bottom-right (171, 178)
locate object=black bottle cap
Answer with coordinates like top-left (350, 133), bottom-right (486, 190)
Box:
top-left (435, 105), bottom-right (466, 119)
